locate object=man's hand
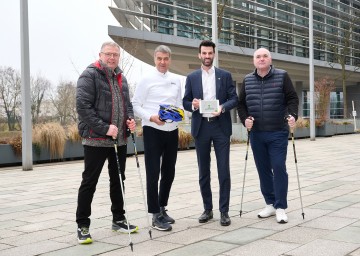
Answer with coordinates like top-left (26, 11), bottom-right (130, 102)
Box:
top-left (106, 124), bottom-right (118, 139)
top-left (211, 105), bottom-right (222, 117)
top-left (126, 118), bottom-right (136, 132)
top-left (287, 115), bottom-right (296, 129)
top-left (245, 116), bottom-right (254, 130)
top-left (192, 98), bottom-right (200, 110)
top-left (150, 115), bottom-right (165, 126)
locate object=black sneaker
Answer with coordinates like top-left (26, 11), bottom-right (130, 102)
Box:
top-left (112, 219), bottom-right (139, 233)
top-left (77, 227), bottom-right (93, 244)
top-left (160, 207), bottom-right (175, 224)
top-left (152, 214), bottom-right (172, 231)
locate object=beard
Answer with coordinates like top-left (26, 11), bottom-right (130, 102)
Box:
top-left (201, 58), bottom-right (213, 67)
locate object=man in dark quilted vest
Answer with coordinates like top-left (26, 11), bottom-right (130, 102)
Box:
top-left (237, 48), bottom-right (299, 224)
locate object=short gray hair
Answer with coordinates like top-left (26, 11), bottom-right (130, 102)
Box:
top-left (154, 45), bottom-right (172, 57)
top-left (100, 41), bottom-right (120, 52)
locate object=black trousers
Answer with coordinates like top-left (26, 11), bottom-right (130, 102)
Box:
top-left (76, 144), bottom-right (127, 228)
top-left (143, 126), bottom-right (178, 213)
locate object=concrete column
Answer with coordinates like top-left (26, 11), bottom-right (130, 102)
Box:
top-left (295, 81), bottom-right (303, 117)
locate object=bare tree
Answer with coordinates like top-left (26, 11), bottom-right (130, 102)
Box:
top-left (315, 76), bottom-right (335, 123)
top-left (31, 74), bottom-right (52, 124)
top-left (327, 14), bottom-right (360, 118)
top-left (0, 66), bottom-right (21, 131)
top-left (51, 81), bottom-right (77, 125)
top-left (217, 0), bottom-right (230, 38)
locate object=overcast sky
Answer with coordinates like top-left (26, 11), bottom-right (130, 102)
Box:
top-left (0, 0), bottom-right (147, 86)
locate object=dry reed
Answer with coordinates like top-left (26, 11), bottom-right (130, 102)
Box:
top-left (66, 123), bottom-right (82, 142)
top-left (178, 128), bottom-right (193, 149)
top-left (33, 123), bottom-right (67, 159)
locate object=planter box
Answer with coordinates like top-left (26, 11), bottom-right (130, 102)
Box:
top-left (0, 137), bottom-right (145, 167)
top-left (293, 127), bottom-right (310, 138)
top-left (334, 123), bottom-right (354, 135)
top-left (316, 122), bottom-right (335, 137)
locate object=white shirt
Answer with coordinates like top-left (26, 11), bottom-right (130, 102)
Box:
top-left (132, 68), bottom-right (183, 131)
top-left (201, 65), bottom-right (216, 118)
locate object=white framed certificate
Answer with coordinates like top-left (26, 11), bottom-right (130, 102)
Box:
top-left (199, 100), bottom-right (219, 114)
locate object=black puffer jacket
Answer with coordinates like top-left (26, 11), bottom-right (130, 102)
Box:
top-left (237, 66), bottom-right (299, 131)
top-left (76, 61), bottom-right (134, 140)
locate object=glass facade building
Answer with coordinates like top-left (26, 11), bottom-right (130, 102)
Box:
top-left (112, 0), bottom-right (360, 66)
top-left (109, 0), bottom-right (360, 118)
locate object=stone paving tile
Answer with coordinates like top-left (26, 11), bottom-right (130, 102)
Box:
top-left (308, 200), bottom-right (355, 210)
top-left (350, 248), bottom-right (360, 256)
top-left (0, 240), bottom-right (72, 256)
top-left (9, 219), bottom-right (74, 233)
top-left (328, 207), bottom-right (360, 219)
top-left (41, 242), bottom-right (120, 256)
top-left (0, 244), bottom-right (13, 250)
top-left (99, 240), bottom-right (183, 256)
top-left (0, 204), bottom-right (39, 215)
top-left (1, 229), bottom-right (71, 246)
top-left (266, 226), bottom-right (330, 244)
top-left (0, 229), bottom-right (24, 239)
top-left (352, 221), bottom-right (360, 227)
top-left (325, 226), bottom-right (360, 244)
top-left (0, 220), bottom-right (29, 230)
top-left (155, 227), bottom-right (225, 245)
top-left (285, 238), bottom-right (359, 256)
top-left (159, 240), bottom-right (238, 256)
top-left (299, 216), bottom-right (358, 230)
top-left (223, 239), bottom-right (300, 256)
top-left (19, 211), bottom-right (74, 223)
top-left (332, 194), bottom-right (360, 203)
top-left (210, 227), bottom-right (276, 245)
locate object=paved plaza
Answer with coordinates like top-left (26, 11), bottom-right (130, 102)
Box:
top-left (0, 133), bottom-right (360, 256)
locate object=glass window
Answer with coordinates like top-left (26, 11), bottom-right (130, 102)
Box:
top-left (302, 91), bottom-right (310, 117)
top-left (326, 0), bottom-right (337, 9)
top-left (330, 92), bottom-right (343, 118)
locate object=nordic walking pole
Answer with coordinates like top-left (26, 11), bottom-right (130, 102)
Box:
top-left (240, 129), bottom-right (250, 217)
top-left (289, 126), bottom-right (305, 219)
top-left (130, 132), bottom-right (152, 239)
top-left (113, 139), bottom-right (134, 251)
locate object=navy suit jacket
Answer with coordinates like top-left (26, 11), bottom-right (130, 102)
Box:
top-left (183, 67), bottom-right (238, 138)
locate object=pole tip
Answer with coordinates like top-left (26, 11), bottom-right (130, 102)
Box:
top-left (130, 242), bottom-right (134, 251)
top-left (149, 230), bottom-right (153, 239)
top-left (302, 213), bottom-right (305, 219)
top-left (239, 210), bottom-right (242, 217)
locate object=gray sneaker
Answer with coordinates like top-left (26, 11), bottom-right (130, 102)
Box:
top-left (160, 207), bottom-right (175, 224)
top-left (112, 219), bottom-right (139, 233)
top-left (152, 214), bottom-right (172, 231)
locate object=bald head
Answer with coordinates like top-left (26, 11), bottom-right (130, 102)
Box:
top-left (253, 48), bottom-right (272, 74)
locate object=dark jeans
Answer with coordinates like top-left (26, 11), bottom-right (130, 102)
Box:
top-left (76, 144), bottom-right (127, 228)
top-left (143, 126), bottom-right (178, 213)
top-left (250, 130), bottom-right (289, 209)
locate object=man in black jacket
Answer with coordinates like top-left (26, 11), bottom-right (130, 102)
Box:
top-left (75, 41), bottom-right (137, 244)
top-left (237, 48), bottom-right (299, 224)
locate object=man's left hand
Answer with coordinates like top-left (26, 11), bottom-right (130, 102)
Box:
top-left (126, 118), bottom-right (136, 132)
top-left (212, 105), bottom-right (222, 117)
top-left (287, 115), bottom-right (296, 128)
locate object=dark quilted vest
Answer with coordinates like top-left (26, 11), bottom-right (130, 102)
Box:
top-left (244, 68), bottom-right (288, 131)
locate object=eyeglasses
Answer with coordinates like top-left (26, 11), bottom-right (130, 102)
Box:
top-left (101, 52), bottom-right (120, 58)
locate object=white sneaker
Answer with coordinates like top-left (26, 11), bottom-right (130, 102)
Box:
top-left (276, 208), bottom-right (288, 223)
top-left (257, 204), bottom-right (276, 218)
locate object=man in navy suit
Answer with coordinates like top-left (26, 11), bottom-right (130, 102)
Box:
top-left (183, 40), bottom-right (238, 226)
